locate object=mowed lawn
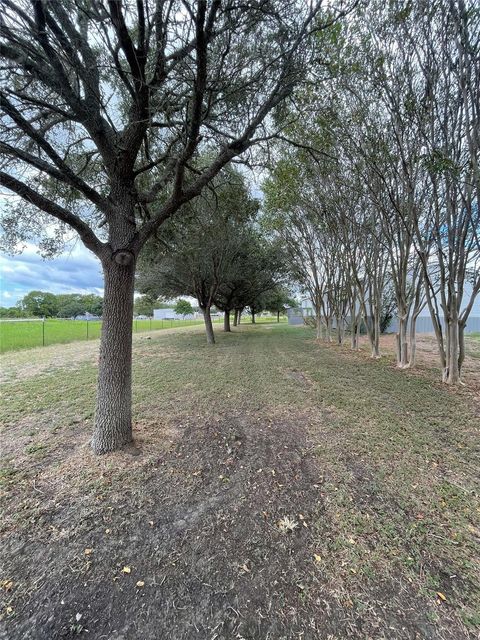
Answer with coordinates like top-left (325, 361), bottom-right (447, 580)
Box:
top-left (0, 316), bottom-right (286, 352)
top-left (0, 324), bottom-right (479, 639)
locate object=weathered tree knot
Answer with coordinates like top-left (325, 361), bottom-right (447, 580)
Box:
top-left (112, 249), bottom-right (135, 266)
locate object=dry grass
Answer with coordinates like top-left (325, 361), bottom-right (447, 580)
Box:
top-left (1, 323), bottom-right (479, 639)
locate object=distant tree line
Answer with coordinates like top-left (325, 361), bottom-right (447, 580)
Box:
top-left (0, 291), bottom-right (103, 319)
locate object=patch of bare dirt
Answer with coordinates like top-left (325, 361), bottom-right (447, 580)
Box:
top-left (1, 408), bottom-right (472, 639)
top-left (358, 333), bottom-right (480, 398)
top-left (285, 368), bottom-right (313, 387)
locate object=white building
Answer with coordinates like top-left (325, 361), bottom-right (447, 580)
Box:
top-left (389, 280), bottom-right (480, 334)
top-left (153, 308), bottom-right (196, 321)
top-left (288, 281), bottom-right (480, 334)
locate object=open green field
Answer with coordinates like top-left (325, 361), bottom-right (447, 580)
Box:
top-left (0, 315), bottom-right (286, 353)
top-left (1, 323), bottom-right (478, 639)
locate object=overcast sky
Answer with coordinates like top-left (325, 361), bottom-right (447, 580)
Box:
top-left (0, 243), bottom-right (104, 307)
top-left (0, 174), bottom-right (264, 308)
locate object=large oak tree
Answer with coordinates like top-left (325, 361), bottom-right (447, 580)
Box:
top-left (0, 0), bottom-right (347, 452)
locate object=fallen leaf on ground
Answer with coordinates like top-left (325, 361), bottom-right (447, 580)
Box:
top-left (84, 548), bottom-right (93, 555)
top-left (122, 566), bottom-right (131, 574)
top-left (136, 581), bottom-right (145, 588)
top-left (437, 592), bottom-right (447, 601)
top-left (278, 516), bottom-right (299, 533)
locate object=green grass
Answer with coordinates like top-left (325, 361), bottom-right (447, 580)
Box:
top-left (0, 315), bottom-right (286, 353)
top-left (1, 323), bottom-right (478, 633)
top-left (0, 318), bottom-right (208, 352)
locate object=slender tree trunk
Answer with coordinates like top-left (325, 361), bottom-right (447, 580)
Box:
top-left (238, 308), bottom-right (242, 325)
top-left (424, 283), bottom-right (447, 379)
top-left (233, 309), bottom-right (238, 326)
top-left (224, 310), bottom-right (231, 332)
top-left (336, 316), bottom-right (343, 345)
top-left (277, 310), bottom-right (280, 323)
top-left (350, 319), bottom-right (357, 350)
top-left (350, 305), bottom-right (359, 350)
top-left (326, 316), bottom-right (333, 342)
top-left (397, 315), bottom-right (409, 368)
top-left (372, 312), bottom-right (381, 358)
top-left (407, 281), bottom-right (424, 369)
top-left (251, 311), bottom-right (255, 324)
top-left (92, 259), bottom-right (135, 454)
top-left (446, 317), bottom-right (460, 384)
top-left (458, 322), bottom-right (465, 379)
top-left (315, 313), bottom-right (322, 340)
top-left (407, 313), bottom-right (418, 368)
top-left (202, 306), bottom-right (215, 344)
top-left (443, 320), bottom-right (451, 382)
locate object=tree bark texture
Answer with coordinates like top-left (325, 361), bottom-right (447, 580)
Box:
top-left (202, 307), bottom-right (216, 344)
top-left (396, 314), bottom-right (409, 367)
top-left (408, 314), bottom-right (418, 368)
top-left (445, 317), bottom-right (460, 384)
top-left (92, 259), bottom-right (135, 454)
top-left (224, 310), bottom-right (231, 332)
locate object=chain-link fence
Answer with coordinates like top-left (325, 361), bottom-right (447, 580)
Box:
top-left (0, 317), bottom-right (209, 353)
top-left (0, 314), bottom-right (288, 353)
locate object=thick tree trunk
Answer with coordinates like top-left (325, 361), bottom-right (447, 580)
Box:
top-left (202, 306), bottom-right (215, 344)
top-left (233, 309), bottom-right (238, 327)
top-left (251, 311), bottom-right (256, 324)
top-left (224, 310), bottom-right (231, 332)
top-left (92, 259), bottom-right (135, 454)
top-left (237, 309), bottom-right (242, 325)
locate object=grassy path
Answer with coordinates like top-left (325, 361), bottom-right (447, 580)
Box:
top-left (1, 324), bottom-right (479, 638)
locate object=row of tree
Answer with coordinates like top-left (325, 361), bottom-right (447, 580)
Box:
top-left (0, 0), bottom-right (339, 453)
top-left (1, 280), bottom-right (291, 323)
top-left (136, 168), bottom-right (293, 343)
top-left (0, 291), bottom-right (103, 318)
top-left (264, 0), bottom-right (479, 385)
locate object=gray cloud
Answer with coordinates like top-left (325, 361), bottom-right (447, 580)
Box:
top-left (1, 243), bottom-right (104, 306)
